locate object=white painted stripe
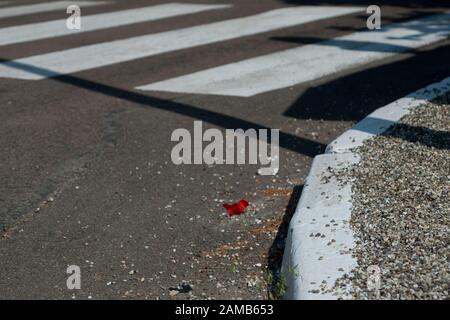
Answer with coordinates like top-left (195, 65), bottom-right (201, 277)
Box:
top-left (137, 13), bottom-right (450, 97)
top-left (0, 6), bottom-right (362, 80)
top-left (0, 3), bottom-right (231, 46)
top-left (0, 1), bottom-right (110, 19)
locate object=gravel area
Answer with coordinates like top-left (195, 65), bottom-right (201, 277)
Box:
top-left (335, 95), bottom-right (449, 299)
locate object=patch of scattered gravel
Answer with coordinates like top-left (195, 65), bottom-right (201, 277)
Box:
top-left (335, 96), bottom-right (449, 299)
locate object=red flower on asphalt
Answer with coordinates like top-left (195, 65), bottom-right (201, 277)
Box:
top-left (223, 199), bottom-right (249, 217)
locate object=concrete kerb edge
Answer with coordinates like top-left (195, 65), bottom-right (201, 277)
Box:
top-left (281, 76), bottom-right (450, 300)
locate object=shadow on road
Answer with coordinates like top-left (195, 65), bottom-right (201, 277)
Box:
top-left (266, 184), bottom-right (303, 299)
top-left (0, 58), bottom-right (325, 158)
top-left (283, 43), bottom-right (450, 121)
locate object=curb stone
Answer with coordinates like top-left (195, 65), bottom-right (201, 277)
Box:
top-left (281, 76), bottom-right (450, 300)
top-left (282, 153), bottom-right (359, 300)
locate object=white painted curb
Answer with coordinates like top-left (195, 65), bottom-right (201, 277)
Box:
top-left (281, 76), bottom-right (450, 300)
top-left (282, 153), bottom-right (359, 299)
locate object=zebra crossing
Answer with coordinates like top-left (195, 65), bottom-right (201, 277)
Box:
top-left (137, 12), bottom-right (450, 96)
top-left (1, 1), bottom-right (449, 97)
top-left (0, 5), bottom-right (363, 80)
top-left (0, 3), bottom-right (231, 46)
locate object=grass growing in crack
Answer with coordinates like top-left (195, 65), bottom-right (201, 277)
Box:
top-left (287, 264), bottom-right (300, 279)
top-left (266, 272), bottom-right (287, 300)
top-left (266, 265), bottom-right (299, 299)
top-left (231, 258), bottom-right (239, 274)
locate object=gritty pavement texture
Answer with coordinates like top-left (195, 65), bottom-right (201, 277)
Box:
top-left (335, 95), bottom-right (449, 299)
top-left (1, 0), bottom-right (450, 299)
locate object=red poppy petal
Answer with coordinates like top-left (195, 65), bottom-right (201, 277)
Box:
top-left (238, 199), bottom-right (249, 208)
top-left (223, 199), bottom-right (249, 216)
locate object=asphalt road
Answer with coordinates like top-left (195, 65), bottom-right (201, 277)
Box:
top-left (0, 0), bottom-right (449, 299)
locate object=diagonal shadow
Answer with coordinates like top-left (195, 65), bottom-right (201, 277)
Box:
top-left (276, 11), bottom-right (450, 44)
top-left (384, 122), bottom-right (450, 150)
top-left (271, 9), bottom-right (450, 52)
top-left (272, 35), bottom-right (414, 52)
top-left (284, 43), bottom-right (450, 121)
top-left (348, 116), bottom-right (450, 150)
top-left (0, 58), bottom-right (325, 158)
top-left (267, 184), bottom-right (303, 299)
top-left (280, 0), bottom-right (450, 8)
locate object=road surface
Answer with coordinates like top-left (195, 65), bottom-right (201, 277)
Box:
top-left (0, 0), bottom-right (449, 299)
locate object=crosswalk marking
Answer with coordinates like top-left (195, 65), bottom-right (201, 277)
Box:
top-left (0, 1), bottom-right (111, 19)
top-left (0, 3), bottom-right (231, 46)
top-left (0, 6), bottom-right (362, 80)
top-left (136, 13), bottom-right (450, 97)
